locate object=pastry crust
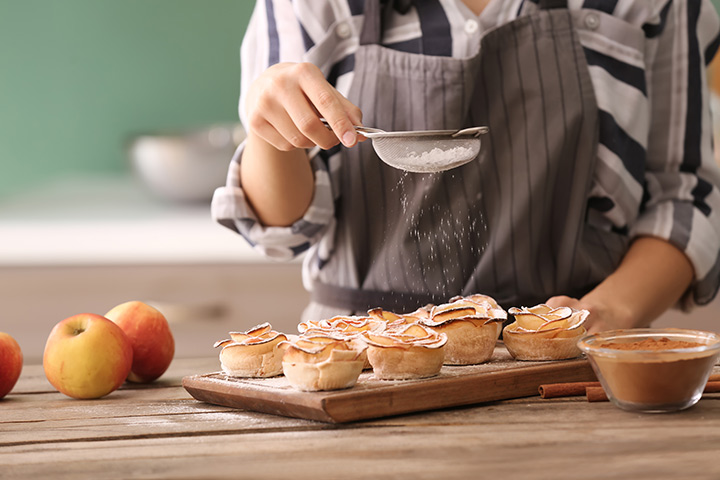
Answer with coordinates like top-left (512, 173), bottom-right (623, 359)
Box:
top-left (298, 315), bottom-right (379, 370)
top-left (281, 360), bottom-right (364, 392)
top-left (420, 296), bottom-right (506, 365)
top-left (503, 305), bottom-right (588, 361)
top-left (423, 319), bottom-right (501, 365)
top-left (362, 323), bottom-right (447, 380)
top-left (280, 336), bottom-right (366, 391)
top-left (214, 323), bottom-right (287, 377)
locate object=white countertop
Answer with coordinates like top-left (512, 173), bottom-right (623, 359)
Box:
top-left (0, 174), bottom-right (266, 266)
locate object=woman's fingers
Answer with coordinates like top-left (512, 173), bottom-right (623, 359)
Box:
top-left (545, 295), bottom-right (609, 333)
top-left (545, 296), bottom-right (581, 310)
top-left (340, 94), bottom-right (363, 126)
top-left (283, 97), bottom-right (342, 150)
top-left (295, 64), bottom-right (358, 148)
top-left (251, 110), bottom-right (315, 151)
top-left (342, 97), bottom-right (367, 143)
top-left (245, 62), bottom-right (361, 150)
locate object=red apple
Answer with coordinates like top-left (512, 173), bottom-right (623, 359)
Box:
top-left (105, 301), bottom-right (175, 383)
top-left (0, 332), bottom-right (23, 399)
top-left (43, 314), bottom-right (133, 399)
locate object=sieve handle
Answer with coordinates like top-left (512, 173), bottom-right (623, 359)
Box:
top-left (318, 118), bottom-right (385, 136)
top-left (319, 118), bottom-right (488, 139)
top-left (453, 126), bottom-right (489, 138)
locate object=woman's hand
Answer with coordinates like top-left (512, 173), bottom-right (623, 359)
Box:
top-left (245, 62), bottom-right (364, 151)
top-left (545, 295), bottom-right (633, 334)
top-left (240, 62), bottom-right (365, 227)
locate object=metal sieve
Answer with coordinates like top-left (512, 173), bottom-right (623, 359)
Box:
top-left (321, 119), bottom-right (488, 173)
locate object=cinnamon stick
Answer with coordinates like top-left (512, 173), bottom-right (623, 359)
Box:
top-left (538, 382), bottom-right (601, 399)
top-left (705, 381), bottom-right (720, 394)
top-left (538, 373), bottom-right (720, 401)
top-left (585, 386), bottom-right (608, 402)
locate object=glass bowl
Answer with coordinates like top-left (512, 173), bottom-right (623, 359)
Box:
top-left (577, 328), bottom-right (720, 413)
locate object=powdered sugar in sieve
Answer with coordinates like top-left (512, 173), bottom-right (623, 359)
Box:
top-left (369, 137), bottom-right (481, 173)
top-left (320, 119), bottom-right (488, 173)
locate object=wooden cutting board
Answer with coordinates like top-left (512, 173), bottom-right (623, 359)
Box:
top-left (183, 346), bottom-right (597, 423)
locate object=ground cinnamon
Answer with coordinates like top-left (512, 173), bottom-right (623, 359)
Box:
top-left (590, 356), bottom-right (717, 408)
top-left (586, 382), bottom-right (720, 402)
top-left (598, 337), bottom-right (704, 351)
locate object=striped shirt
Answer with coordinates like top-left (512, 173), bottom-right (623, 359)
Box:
top-left (212, 0), bottom-right (720, 308)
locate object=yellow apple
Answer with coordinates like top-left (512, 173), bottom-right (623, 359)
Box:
top-left (105, 301), bottom-right (175, 383)
top-left (0, 332), bottom-right (23, 399)
top-left (43, 313), bottom-right (133, 399)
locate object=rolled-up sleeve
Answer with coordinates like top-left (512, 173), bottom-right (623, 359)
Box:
top-left (211, 143), bottom-right (335, 261)
top-left (211, 0), bottom-right (339, 261)
top-left (634, 0), bottom-right (720, 306)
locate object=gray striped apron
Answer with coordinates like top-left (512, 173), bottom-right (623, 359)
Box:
top-left (312, 0), bottom-right (624, 313)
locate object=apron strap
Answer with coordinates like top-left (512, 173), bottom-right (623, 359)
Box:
top-left (360, 0), bottom-right (383, 46)
top-left (312, 281), bottom-right (445, 314)
top-left (360, 0), bottom-right (412, 46)
top-left (539, 0), bottom-right (568, 9)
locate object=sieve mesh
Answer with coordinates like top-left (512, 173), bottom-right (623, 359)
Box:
top-left (370, 136), bottom-right (481, 173)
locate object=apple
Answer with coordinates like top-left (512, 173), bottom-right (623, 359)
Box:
top-left (0, 332), bottom-right (23, 399)
top-left (43, 313), bottom-right (133, 399)
top-left (105, 301), bottom-right (175, 383)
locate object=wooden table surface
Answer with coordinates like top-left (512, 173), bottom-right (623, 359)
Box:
top-left (3, 358), bottom-right (720, 480)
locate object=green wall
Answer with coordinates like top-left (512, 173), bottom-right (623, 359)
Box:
top-left (4, 1), bottom-right (720, 200)
top-left (0, 0), bottom-right (255, 198)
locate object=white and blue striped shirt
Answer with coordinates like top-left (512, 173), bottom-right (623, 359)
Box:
top-left (212, 0), bottom-right (720, 307)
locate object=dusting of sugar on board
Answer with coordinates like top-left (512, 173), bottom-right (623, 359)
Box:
top-left (183, 344), bottom-right (595, 423)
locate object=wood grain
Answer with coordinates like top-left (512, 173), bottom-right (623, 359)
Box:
top-left (3, 359), bottom-right (719, 480)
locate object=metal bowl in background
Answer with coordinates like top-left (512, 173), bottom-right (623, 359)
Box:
top-left (129, 123), bottom-right (245, 203)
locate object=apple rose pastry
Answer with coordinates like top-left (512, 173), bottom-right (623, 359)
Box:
top-left (298, 315), bottom-right (380, 336)
top-left (214, 323), bottom-right (287, 377)
top-left (452, 293), bottom-right (501, 309)
top-left (420, 296), bottom-right (506, 365)
top-left (366, 306), bottom-right (430, 330)
top-left (300, 329), bottom-right (372, 371)
top-left (299, 315), bottom-right (379, 370)
top-left (361, 324), bottom-right (447, 380)
top-left (503, 304), bottom-right (589, 361)
top-left (279, 335), bottom-right (367, 392)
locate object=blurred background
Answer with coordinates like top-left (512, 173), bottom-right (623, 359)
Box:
top-left (0, 0), bottom-right (307, 361)
top-left (1, 0), bottom-right (249, 199)
top-left (0, 1), bottom-right (719, 362)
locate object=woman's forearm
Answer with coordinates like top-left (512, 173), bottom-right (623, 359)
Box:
top-left (548, 236), bottom-right (694, 332)
top-left (582, 236), bottom-right (694, 331)
top-left (240, 133), bottom-right (315, 227)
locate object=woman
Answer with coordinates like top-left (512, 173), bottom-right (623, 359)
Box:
top-left (212, 0), bottom-right (720, 333)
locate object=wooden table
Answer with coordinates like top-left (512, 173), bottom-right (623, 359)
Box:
top-left (3, 358), bottom-right (720, 480)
